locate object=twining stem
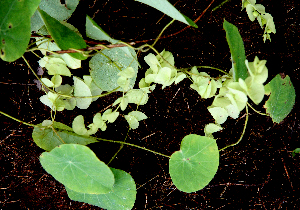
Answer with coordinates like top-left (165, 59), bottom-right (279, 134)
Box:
top-left (151, 19), bottom-right (175, 47)
top-left (212, 0), bottom-right (232, 11)
top-left (0, 111), bottom-right (41, 128)
top-left (1, 109), bottom-right (170, 158)
top-left (247, 102), bottom-right (269, 116)
top-left (193, 66), bottom-right (230, 76)
top-left (219, 105), bottom-right (249, 151)
top-left (95, 136), bottom-right (171, 158)
top-left (108, 128), bottom-right (131, 165)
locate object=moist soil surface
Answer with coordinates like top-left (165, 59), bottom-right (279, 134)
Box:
top-left (1, 0), bottom-right (299, 209)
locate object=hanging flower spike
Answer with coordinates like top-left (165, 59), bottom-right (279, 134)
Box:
top-left (261, 13), bottom-right (276, 42)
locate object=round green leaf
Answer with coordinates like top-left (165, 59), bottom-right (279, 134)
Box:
top-left (89, 47), bottom-right (138, 91)
top-left (40, 144), bottom-right (114, 194)
top-left (0, 0), bottom-right (40, 61)
top-left (66, 168), bottom-right (136, 210)
top-left (169, 134), bottom-right (219, 193)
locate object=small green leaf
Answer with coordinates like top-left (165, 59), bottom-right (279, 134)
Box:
top-left (169, 134), bottom-right (219, 193)
top-left (204, 123), bottom-right (223, 137)
top-left (73, 76), bottom-right (92, 109)
top-left (125, 111), bottom-right (147, 129)
top-left (245, 78), bottom-right (265, 104)
top-left (66, 168), bottom-right (136, 210)
top-left (102, 109), bottom-right (119, 123)
top-left (136, 0), bottom-right (197, 28)
top-left (32, 121), bottom-right (98, 151)
top-left (51, 75), bottom-right (62, 87)
top-left (208, 107), bottom-right (228, 124)
top-left (118, 67), bottom-right (136, 79)
top-left (40, 144), bottom-right (114, 194)
top-left (41, 78), bottom-right (54, 87)
top-left (223, 20), bottom-right (248, 81)
top-left (40, 57), bottom-right (71, 76)
top-left (86, 15), bottom-right (119, 44)
top-left (264, 74), bottom-right (295, 123)
top-left (72, 115), bottom-right (98, 136)
top-left (93, 113), bottom-right (107, 131)
top-left (125, 89), bottom-right (148, 105)
top-left (124, 115), bottom-right (139, 129)
top-left (89, 47), bottom-right (138, 91)
top-left (155, 67), bottom-right (172, 86)
top-left (36, 38), bottom-right (81, 69)
top-left (0, 0), bottom-right (40, 61)
top-left (38, 8), bottom-right (87, 60)
top-left (292, 148), bottom-right (300, 157)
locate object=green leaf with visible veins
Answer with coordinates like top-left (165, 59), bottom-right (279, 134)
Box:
top-left (40, 144), bottom-right (114, 194)
top-left (169, 134), bottom-right (219, 193)
top-left (66, 168), bottom-right (136, 210)
top-left (264, 74), bottom-right (295, 123)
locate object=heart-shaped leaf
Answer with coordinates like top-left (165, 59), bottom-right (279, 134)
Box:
top-left (169, 134), bottom-right (219, 193)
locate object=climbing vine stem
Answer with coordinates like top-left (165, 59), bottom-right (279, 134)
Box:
top-left (219, 105), bottom-right (249, 151)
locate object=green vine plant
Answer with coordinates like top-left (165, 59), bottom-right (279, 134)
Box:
top-left (0, 0), bottom-right (296, 209)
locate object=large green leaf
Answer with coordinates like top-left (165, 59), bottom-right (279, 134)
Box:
top-left (38, 8), bottom-right (87, 60)
top-left (32, 121), bottom-right (98, 151)
top-left (264, 74), bottom-right (295, 123)
top-left (31, 0), bottom-right (79, 32)
top-left (0, 0), bottom-right (40, 62)
top-left (136, 0), bottom-right (197, 28)
top-left (223, 20), bottom-right (248, 81)
top-left (86, 15), bottom-right (119, 44)
top-left (169, 134), bottom-right (219, 193)
top-left (40, 144), bottom-right (114, 194)
top-left (89, 47), bottom-right (139, 91)
top-left (66, 168), bottom-right (136, 210)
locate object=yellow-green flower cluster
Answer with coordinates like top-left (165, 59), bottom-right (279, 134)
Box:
top-left (142, 50), bottom-right (186, 89)
top-left (205, 56), bottom-right (268, 137)
top-left (242, 0), bottom-right (276, 42)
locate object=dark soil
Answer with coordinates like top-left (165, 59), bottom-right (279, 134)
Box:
top-left (1, 0), bottom-right (299, 209)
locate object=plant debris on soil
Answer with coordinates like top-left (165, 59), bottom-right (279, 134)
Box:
top-left (1, 0), bottom-right (299, 209)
